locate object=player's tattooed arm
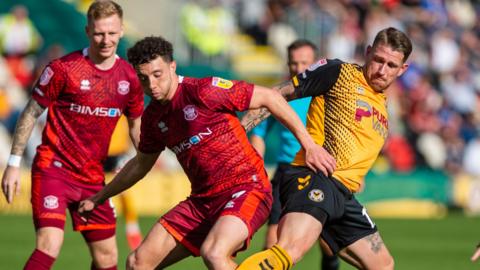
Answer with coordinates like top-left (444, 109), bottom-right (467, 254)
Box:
top-left (241, 80), bottom-right (298, 133)
top-left (10, 99), bottom-right (46, 155)
top-left (365, 232), bottom-right (385, 253)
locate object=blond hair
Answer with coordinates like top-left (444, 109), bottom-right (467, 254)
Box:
top-left (87, 0), bottom-right (123, 25)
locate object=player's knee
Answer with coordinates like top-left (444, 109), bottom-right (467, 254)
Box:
top-left (93, 246), bottom-right (118, 267)
top-left (36, 234), bottom-right (63, 258)
top-left (126, 250), bottom-right (152, 269)
top-left (200, 243), bottom-right (228, 266)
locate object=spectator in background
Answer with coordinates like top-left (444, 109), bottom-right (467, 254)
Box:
top-left (0, 5), bottom-right (42, 56)
top-left (1, 1), bottom-right (144, 269)
top-left (250, 39), bottom-right (339, 270)
top-left (180, 0), bottom-right (236, 67)
top-left (0, 5), bottom-right (43, 89)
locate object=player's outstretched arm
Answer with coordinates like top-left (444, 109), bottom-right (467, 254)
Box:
top-left (249, 85), bottom-right (335, 176)
top-left (2, 98), bottom-right (45, 203)
top-left (78, 151), bottom-right (160, 218)
top-left (241, 80), bottom-right (297, 133)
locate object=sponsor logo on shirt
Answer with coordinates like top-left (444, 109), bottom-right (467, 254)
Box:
top-left (211, 77), bottom-right (233, 89)
top-left (172, 127), bottom-right (213, 155)
top-left (44, 195), bottom-right (59, 209)
top-left (183, 105), bottom-right (198, 121)
top-left (80, 80), bottom-right (91, 91)
top-left (70, 103), bottom-right (121, 117)
top-left (117, 80), bottom-right (130, 95)
top-left (355, 100), bottom-right (388, 139)
top-left (307, 58), bottom-right (327, 71)
top-left (39, 66), bottom-right (54, 86)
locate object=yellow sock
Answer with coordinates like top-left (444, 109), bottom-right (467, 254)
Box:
top-left (237, 244), bottom-right (292, 270)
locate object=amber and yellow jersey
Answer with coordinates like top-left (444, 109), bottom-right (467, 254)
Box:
top-left (291, 59), bottom-right (388, 193)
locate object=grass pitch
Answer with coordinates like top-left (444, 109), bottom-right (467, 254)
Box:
top-left (0, 212), bottom-right (478, 269)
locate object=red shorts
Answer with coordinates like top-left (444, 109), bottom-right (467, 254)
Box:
top-left (31, 165), bottom-right (116, 242)
top-left (160, 183), bottom-right (272, 256)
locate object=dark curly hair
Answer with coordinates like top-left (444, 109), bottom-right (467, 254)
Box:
top-left (127, 36), bottom-right (174, 67)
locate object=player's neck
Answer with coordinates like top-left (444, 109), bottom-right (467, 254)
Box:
top-left (161, 75), bottom-right (180, 104)
top-left (87, 48), bottom-right (117, 70)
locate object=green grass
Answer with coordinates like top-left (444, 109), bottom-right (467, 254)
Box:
top-left (0, 212), bottom-right (478, 269)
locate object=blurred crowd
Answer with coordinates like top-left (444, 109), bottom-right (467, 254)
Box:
top-left (180, 0), bottom-right (480, 180)
top-left (2, 0), bottom-right (480, 180)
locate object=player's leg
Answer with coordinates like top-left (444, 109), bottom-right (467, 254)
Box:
top-left (74, 179), bottom-right (119, 269)
top-left (119, 191), bottom-right (142, 250)
top-left (238, 167), bottom-right (339, 270)
top-left (277, 212), bottom-right (323, 263)
top-left (265, 224), bottom-right (279, 249)
top-left (202, 185), bottom-right (272, 270)
top-left (341, 232), bottom-right (394, 270)
top-left (86, 235), bottom-right (118, 270)
top-left (319, 239), bottom-right (340, 270)
top-left (24, 170), bottom-right (68, 270)
top-left (24, 227), bottom-right (64, 270)
top-left (264, 167), bottom-right (283, 249)
top-left (324, 196), bottom-right (393, 270)
top-left (127, 222), bottom-right (191, 269)
top-left (200, 215), bottom-right (249, 270)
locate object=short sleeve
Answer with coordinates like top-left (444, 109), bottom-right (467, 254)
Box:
top-left (138, 108), bottom-right (165, 154)
top-left (199, 77), bottom-right (254, 112)
top-left (292, 59), bottom-right (342, 98)
top-left (123, 75), bottom-right (144, 119)
top-left (31, 61), bottom-right (65, 107)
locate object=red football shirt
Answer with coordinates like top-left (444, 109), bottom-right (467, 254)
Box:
top-left (32, 48), bottom-right (144, 184)
top-left (139, 76), bottom-right (269, 197)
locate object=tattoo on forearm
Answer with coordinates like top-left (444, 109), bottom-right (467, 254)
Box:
top-left (366, 232), bottom-right (384, 253)
top-left (11, 99), bottom-right (45, 155)
top-left (241, 80), bottom-right (297, 133)
top-left (241, 108), bottom-right (271, 133)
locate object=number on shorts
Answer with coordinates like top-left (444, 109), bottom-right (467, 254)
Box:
top-left (362, 207), bottom-right (375, 228)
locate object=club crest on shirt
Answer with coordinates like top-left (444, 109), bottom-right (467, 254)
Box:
top-left (211, 77), bottom-right (233, 89)
top-left (43, 195), bottom-right (59, 209)
top-left (117, 80), bottom-right (130, 95)
top-left (39, 66), bottom-right (54, 86)
top-left (308, 189), bottom-right (324, 202)
top-left (80, 79), bottom-right (91, 91)
top-left (183, 105), bottom-right (198, 121)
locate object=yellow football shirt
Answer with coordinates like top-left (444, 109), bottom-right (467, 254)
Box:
top-left (291, 59), bottom-right (388, 193)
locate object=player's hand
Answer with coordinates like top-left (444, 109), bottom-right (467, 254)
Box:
top-left (2, 166), bottom-right (21, 203)
top-left (471, 245), bottom-right (480, 262)
top-left (78, 198), bottom-right (97, 223)
top-left (304, 144), bottom-right (336, 176)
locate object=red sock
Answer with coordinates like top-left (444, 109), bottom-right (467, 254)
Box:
top-left (24, 249), bottom-right (55, 270)
top-left (90, 262), bottom-right (117, 270)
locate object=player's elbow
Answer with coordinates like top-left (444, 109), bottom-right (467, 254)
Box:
top-left (250, 86), bottom-right (283, 109)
